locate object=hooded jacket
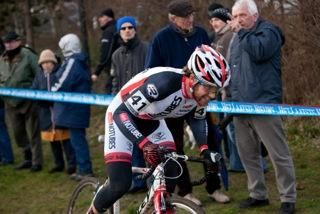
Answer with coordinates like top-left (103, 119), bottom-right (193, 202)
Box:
top-left (52, 34), bottom-right (91, 128)
top-left (229, 18), bottom-right (285, 104)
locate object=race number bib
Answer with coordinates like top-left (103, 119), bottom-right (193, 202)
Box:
top-left (125, 90), bottom-right (150, 114)
top-left (194, 106), bottom-right (206, 119)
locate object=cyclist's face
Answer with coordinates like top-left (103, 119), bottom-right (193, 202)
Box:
top-left (193, 83), bottom-right (217, 106)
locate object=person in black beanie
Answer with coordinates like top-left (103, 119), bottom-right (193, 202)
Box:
top-left (91, 8), bottom-right (120, 94)
top-left (207, 3), bottom-right (224, 42)
top-left (208, 7), bottom-right (232, 56)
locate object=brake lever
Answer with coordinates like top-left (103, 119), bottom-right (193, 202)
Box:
top-left (210, 152), bottom-right (222, 163)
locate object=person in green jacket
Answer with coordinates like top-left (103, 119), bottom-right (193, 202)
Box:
top-left (0, 31), bottom-right (43, 172)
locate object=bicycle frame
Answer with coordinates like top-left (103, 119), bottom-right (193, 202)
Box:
top-left (90, 152), bottom-right (219, 214)
top-left (137, 163), bottom-right (167, 214)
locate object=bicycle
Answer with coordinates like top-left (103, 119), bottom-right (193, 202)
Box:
top-left (67, 148), bottom-right (222, 214)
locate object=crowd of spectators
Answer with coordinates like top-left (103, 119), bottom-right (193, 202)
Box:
top-left (0, 0), bottom-right (296, 213)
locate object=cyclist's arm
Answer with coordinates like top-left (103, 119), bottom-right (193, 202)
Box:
top-left (186, 106), bottom-right (209, 152)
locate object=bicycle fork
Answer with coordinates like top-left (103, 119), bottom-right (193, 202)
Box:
top-left (137, 164), bottom-right (174, 214)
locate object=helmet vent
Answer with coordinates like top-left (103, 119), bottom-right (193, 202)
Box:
top-left (205, 57), bottom-right (212, 65)
top-left (214, 59), bottom-right (221, 69)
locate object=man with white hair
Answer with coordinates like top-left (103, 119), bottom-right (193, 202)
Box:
top-left (228, 0), bottom-right (296, 213)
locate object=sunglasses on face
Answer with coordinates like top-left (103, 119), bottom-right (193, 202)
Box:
top-left (120, 26), bottom-right (134, 31)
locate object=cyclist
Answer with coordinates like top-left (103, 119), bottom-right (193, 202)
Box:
top-left (87, 44), bottom-right (231, 213)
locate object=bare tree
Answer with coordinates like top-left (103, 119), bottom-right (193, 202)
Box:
top-left (23, 0), bottom-right (34, 48)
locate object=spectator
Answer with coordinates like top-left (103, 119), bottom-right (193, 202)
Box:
top-left (32, 49), bottom-right (76, 174)
top-left (228, 0), bottom-right (296, 213)
top-left (91, 8), bottom-right (120, 94)
top-left (208, 4), bottom-right (244, 172)
top-left (0, 38), bottom-right (14, 166)
top-left (207, 2), bottom-right (224, 43)
top-left (0, 31), bottom-right (43, 172)
top-left (111, 16), bottom-right (149, 192)
top-left (145, 0), bottom-right (212, 206)
top-left (52, 34), bottom-right (93, 181)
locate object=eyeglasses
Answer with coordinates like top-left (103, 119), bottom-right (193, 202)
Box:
top-left (120, 26), bottom-right (134, 31)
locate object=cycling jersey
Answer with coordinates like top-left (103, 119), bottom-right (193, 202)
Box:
top-left (104, 67), bottom-right (208, 163)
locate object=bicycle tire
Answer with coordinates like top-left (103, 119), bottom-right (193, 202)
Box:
top-left (67, 177), bottom-right (99, 214)
top-left (143, 194), bottom-right (205, 214)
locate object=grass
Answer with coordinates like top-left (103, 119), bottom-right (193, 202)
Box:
top-left (1, 105), bottom-right (320, 213)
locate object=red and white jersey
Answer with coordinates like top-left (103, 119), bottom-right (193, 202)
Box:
top-left (109, 67), bottom-right (207, 120)
top-left (104, 67), bottom-right (208, 164)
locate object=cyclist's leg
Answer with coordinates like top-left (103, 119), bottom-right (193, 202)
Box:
top-left (89, 109), bottom-right (134, 213)
top-left (93, 162), bottom-right (132, 212)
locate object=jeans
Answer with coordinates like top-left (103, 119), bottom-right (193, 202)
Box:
top-left (0, 108), bottom-right (14, 163)
top-left (226, 121), bottom-right (244, 171)
top-left (130, 144), bottom-right (147, 190)
top-left (69, 128), bottom-right (92, 174)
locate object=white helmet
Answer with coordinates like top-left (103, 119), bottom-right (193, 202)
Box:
top-left (187, 44), bottom-right (230, 88)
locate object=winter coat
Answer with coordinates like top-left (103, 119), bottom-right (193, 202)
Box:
top-left (229, 18), bottom-right (285, 104)
top-left (212, 25), bottom-right (234, 60)
top-left (0, 47), bottom-right (40, 110)
top-left (145, 24), bottom-right (210, 68)
top-left (51, 53), bottom-right (91, 128)
top-left (31, 64), bottom-right (59, 130)
top-left (94, 20), bottom-right (120, 75)
top-left (111, 36), bottom-right (148, 94)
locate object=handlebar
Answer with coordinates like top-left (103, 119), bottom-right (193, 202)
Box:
top-left (136, 150), bottom-right (222, 181)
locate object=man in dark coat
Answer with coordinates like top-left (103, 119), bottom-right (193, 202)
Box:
top-left (91, 8), bottom-right (119, 94)
top-left (0, 32), bottom-right (43, 171)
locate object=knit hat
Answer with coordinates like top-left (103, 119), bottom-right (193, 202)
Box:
top-left (208, 8), bottom-right (231, 23)
top-left (208, 3), bottom-right (224, 14)
top-left (116, 16), bottom-right (137, 32)
top-left (99, 8), bottom-right (114, 18)
top-left (167, 0), bottom-right (195, 17)
top-left (38, 49), bottom-right (57, 65)
top-left (2, 31), bottom-right (21, 42)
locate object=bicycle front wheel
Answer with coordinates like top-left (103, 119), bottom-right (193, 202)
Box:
top-left (67, 177), bottom-right (99, 214)
top-left (144, 194), bottom-right (205, 214)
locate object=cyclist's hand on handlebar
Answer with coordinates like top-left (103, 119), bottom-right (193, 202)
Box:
top-left (141, 142), bottom-right (162, 167)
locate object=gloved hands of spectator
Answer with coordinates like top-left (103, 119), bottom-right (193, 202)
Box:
top-left (140, 141), bottom-right (162, 167)
top-left (201, 149), bottom-right (220, 174)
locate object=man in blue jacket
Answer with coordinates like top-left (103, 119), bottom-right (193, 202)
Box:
top-left (228, 0), bottom-right (296, 213)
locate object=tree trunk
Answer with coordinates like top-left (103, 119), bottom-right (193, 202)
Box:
top-left (78, 0), bottom-right (91, 66)
top-left (23, 0), bottom-right (34, 48)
